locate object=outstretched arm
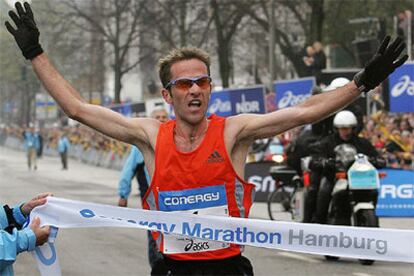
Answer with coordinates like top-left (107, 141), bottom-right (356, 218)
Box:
top-left (229, 81), bottom-right (360, 142)
top-left (5, 2), bottom-right (154, 146)
top-left (230, 36), bottom-right (408, 143)
top-left (30, 54), bottom-right (151, 145)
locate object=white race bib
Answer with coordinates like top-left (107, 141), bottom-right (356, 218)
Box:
top-left (158, 185), bottom-right (230, 254)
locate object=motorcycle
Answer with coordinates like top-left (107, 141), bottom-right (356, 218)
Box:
top-left (321, 144), bottom-right (385, 265)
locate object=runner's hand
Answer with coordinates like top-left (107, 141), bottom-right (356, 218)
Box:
top-left (5, 2), bottom-right (43, 60)
top-left (353, 36), bottom-right (408, 93)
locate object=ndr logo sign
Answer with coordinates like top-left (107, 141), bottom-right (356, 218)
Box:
top-left (235, 94), bottom-right (261, 113)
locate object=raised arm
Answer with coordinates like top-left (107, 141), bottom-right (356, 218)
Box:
top-left (30, 54), bottom-right (152, 145)
top-left (231, 36), bottom-right (408, 143)
top-left (5, 2), bottom-right (155, 146)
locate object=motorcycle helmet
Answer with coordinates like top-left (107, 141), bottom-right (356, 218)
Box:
top-left (333, 110), bottom-right (357, 128)
top-left (324, 77), bottom-right (350, 92)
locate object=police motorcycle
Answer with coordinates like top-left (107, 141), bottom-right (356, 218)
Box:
top-left (323, 144), bottom-right (385, 265)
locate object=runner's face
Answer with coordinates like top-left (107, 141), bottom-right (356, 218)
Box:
top-left (162, 59), bottom-right (211, 125)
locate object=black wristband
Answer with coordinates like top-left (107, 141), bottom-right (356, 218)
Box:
top-left (23, 44), bottom-right (43, 60)
top-left (2, 205), bottom-right (21, 234)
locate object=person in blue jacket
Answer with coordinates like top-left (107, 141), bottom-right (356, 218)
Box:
top-left (1, 193), bottom-right (51, 275)
top-left (117, 108), bottom-right (168, 269)
top-left (58, 131), bottom-right (70, 170)
top-left (117, 108), bottom-right (169, 205)
top-left (23, 125), bottom-right (40, 170)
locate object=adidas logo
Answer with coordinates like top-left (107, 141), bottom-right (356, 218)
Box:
top-left (207, 150), bottom-right (225, 163)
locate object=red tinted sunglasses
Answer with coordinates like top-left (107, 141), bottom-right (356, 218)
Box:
top-left (165, 75), bottom-right (211, 90)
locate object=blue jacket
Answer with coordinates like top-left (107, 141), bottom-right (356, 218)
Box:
top-left (57, 136), bottom-right (70, 153)
top-left (118, 146), bottom-right (150, 199)
top-left (0, 204), bottom-right (36, 276)
top-left (23, 132), bottom-right (40, 151)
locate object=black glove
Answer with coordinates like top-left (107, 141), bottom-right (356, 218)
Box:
top-left (353, 35), bottom-right (408, 93)
top-left (5, 2), bottom-right (43, 60)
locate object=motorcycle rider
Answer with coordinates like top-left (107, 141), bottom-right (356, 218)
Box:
top-left (309, 110), bottom-right (385, 225)
top-left (299, 77), bottom-right (367, 224)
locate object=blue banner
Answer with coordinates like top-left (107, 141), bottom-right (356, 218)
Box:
top-left (376, 169), bottom-right (414, 217)
top-left (229, 86), bottom-right (266, 115)
top-left (207, 91), bottom-right (232, 117)
top-left (208, 86), bottom-right (266, 117)
top-left (169, 86), bottom-right (265, 118)
top-left (388, 62), bottom-right (414, 112)
top-left (273, 77), bottom-right (315, 109)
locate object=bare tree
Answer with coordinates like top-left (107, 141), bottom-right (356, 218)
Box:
top-left (142, 0), bottom-right (214, 50)
top-left (62, 0), bottom-right (146, 103)
top-left (239, 0), bottom-right (324, 78)
top-left (137, 0), bottom-right (214, 95)
top-left (210, 0), bottom-right (249, 88)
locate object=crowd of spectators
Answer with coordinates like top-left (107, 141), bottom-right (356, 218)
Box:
top-left (0, 111), bottom-right (413, 171)
top-left (361, 112), bottom-right (414, 170)
top-left (0, 123), bottom-right (130, 162)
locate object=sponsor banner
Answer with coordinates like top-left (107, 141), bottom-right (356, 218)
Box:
top-left (244, 161), bottom-right (278, 202)
top-left (207, 91), bottom-right (232, 117)
top-left (170, 86), bottom-right (266, 119)
top-left (159, 185), bottom-right (228, 212)
top-left (376, 169), bottom-right (414, 217)
top-left (388, 62), bottom-right (414, 112)
top-left (208, 86), bottom-right (266, 116)
top-left (274, 77), bottom-right (315, 109)
top-left (31, 197), bottom-right (414, 276)
top-left (228, 86), bottom-right (266, 115)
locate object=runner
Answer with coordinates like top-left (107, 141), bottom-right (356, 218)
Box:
top-left (5, 2), bottom-right (407, 275)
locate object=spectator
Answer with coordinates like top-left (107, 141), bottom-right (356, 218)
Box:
top-left (302, 45), bottom-right (315, 76)
top-left (57, 130), bottom-right (70, 170)
top-left (36, 127), bottom-right (44, 158)
top-left (1, 193), bottom-right (51, 275)
top-left (23, 124), bottom-right (40, 170)
top-left (311, 41), bottom-right (327, 84)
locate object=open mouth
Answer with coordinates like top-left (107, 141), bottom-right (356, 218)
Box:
top-left (188, 99), bottom-right (202, 108)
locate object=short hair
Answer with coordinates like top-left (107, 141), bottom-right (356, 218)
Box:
top-left (158, 47), bottom-right (211, 88)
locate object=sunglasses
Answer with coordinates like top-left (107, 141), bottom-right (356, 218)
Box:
top-left (165, 75), bottom-right (211, 90)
